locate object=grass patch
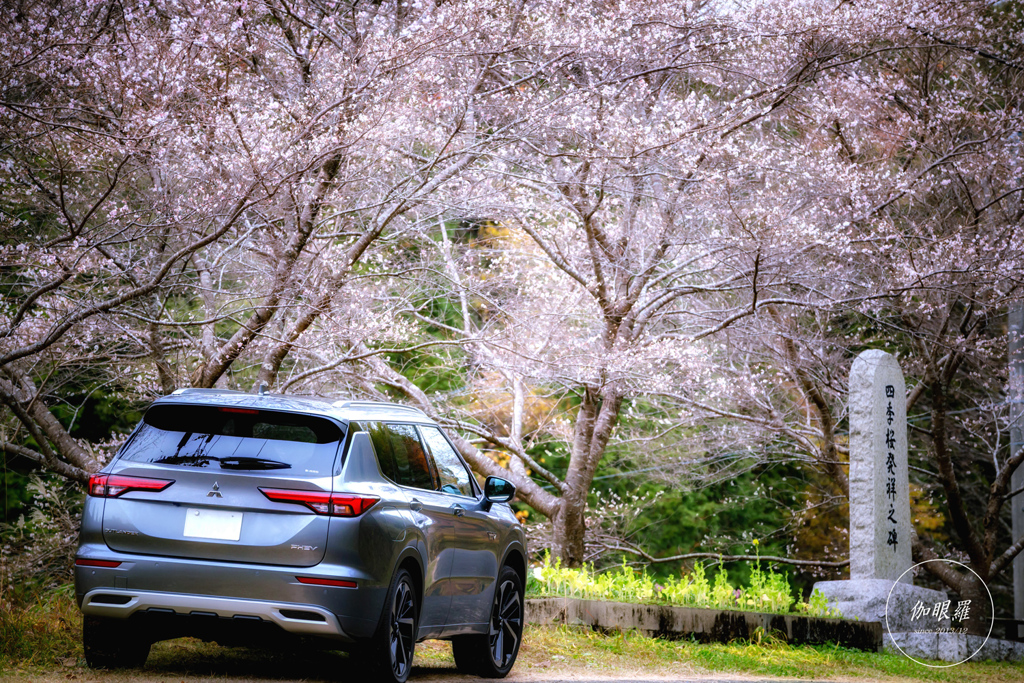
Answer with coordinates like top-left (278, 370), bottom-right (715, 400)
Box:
top-left (523, 624), bottom-right (1024, 681)
top-left (0, 583), bottom-right (81, 670)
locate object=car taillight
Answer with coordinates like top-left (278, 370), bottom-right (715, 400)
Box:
top-left (88, 474), bottom-right (174, 498)
top-left (330, 494), bottom-right (380, 516)
top-left (259, 488), bottom-right (379, 517)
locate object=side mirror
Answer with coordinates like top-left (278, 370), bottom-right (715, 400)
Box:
top-left (484, 476), bottom-right (516, 503)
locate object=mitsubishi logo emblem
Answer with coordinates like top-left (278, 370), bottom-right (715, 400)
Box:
top-left (207, 482), bottom-right (223, 498)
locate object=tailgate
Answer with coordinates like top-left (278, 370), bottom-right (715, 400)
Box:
top-left (98, 405), bottom-right (344, 567)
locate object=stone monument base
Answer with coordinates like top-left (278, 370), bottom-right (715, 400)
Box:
top-left (813, 579), bottom-right (1023, 662)
top-left (813, 579), bottom-right (948, 632)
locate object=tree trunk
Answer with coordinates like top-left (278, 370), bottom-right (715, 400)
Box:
top-left (549, 385), bottom-right (623, 567)
top-left (957, 572), bottom-right (990, 637)
top-left (551, 501), bottom-right (586, 567)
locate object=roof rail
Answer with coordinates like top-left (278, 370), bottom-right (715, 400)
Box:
top-left (331, 400), bottom-right (427, 416)
top-left (169, 388), bottom-right (249, 396)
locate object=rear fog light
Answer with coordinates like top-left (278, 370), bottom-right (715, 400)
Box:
top-left (296, 576), bottom-right (357, 588)
top-left (76, 559), bottom-right (123, 568)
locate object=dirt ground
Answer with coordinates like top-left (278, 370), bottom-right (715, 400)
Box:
top-left (0, 638), bottom-right (812, 683)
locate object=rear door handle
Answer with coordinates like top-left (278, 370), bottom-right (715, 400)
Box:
top-left (409, 499), bottom-right (423, 512)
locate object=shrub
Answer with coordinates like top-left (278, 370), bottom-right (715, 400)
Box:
top-left (528, 549), bottom-right (838, 618)
top-left (1, 474), bottom-right (83, 591)
top-left (0, 475), bottom-right (85, 668)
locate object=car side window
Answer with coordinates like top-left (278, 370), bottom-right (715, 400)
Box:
top-left (386, 423), bottom-right (437, 490)
top-left (366, 422), bottom-right (437, 490)
top-left (365, 422), bottom-right (397, 481)
top-left (420, 426), bottom-right (474, 497)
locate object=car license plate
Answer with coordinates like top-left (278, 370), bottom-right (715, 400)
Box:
top-left (183, 508), bottom-right (242, 541)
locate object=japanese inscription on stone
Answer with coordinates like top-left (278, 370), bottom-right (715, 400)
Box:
top-left (885, 383), bottom-right (898, 553)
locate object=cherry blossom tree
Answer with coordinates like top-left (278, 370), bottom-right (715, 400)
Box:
top-left (3, 0), bottom-right (1022, 590)
top-left (1, 0), bottom-right (511, 479)
top-left (654, 0), bottom-right (1024, 608)
top-left (282, 0), bottom-right (1022, 567)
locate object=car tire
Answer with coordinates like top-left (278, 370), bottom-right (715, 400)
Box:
top-left (452, 565), bottom-right (523, 678)
top-left (357, 567), bottom-right (419, 683)
top-left (82, 615), bottom-right (151, 669)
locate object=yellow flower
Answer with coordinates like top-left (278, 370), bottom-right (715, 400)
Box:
top-left (752, 539), bottom-right (759, 547)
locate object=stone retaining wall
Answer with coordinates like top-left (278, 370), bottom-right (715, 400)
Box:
top-left (885, 632), bottom-right (1024, 663)
top-left (525, 597), bottom-right (882, 651)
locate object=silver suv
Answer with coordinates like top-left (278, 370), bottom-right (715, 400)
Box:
top-left (75, 389), bottom-right (526, 682)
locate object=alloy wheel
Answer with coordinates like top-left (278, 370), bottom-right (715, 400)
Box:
top-left (488, 578), bottom-right (522, 668)
top-left (389, 578), bottom-right (416, 679)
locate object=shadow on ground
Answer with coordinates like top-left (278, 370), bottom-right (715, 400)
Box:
top-left (140, 637), bottom-right (462, 681)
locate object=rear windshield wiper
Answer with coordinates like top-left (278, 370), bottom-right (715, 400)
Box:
top-left (153, 454), bottom-right (290, 470)
top-left (154, 454), bottom-right (216, 467)
top-left (219, 457), bottom-right (291, 470)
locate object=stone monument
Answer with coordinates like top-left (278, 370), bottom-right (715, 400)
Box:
top-left (848, 349), bottom-right (912, 581)
top-left (814, 350), bottom-right (951, 657)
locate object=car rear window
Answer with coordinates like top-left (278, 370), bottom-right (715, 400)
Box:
top-left (119, 404), bottom-right (344, 474)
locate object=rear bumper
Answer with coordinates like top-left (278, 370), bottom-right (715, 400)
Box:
top-left (82, 587), bottom-right (348, 639)
top-left (75, 544), bottom-right (384, 641)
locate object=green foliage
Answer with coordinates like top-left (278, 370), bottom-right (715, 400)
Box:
top-left (0, 478), bottom-right (84, 670)
top-left (1, 471), bottom-right (33, 522)
top-left (528, 551), bottom-right (810, 616)
top-left (744, 550), bottom-right (795, 614)
top-left (48, 387), bottom-right (143, 442)
top-left (797, 588), bottom-right (844, 619)
top-left (590, 397), bottom-right (810, 587)
top-left (711, 565), bottom-right (737, 608)
top-left (682, 636), bottom-right (998, 682)
top-left (660, 561), bottom-right (711, 606)
top-left (529, 555), bottom-right (657, 604)
top-left (381, 348), bottom-right (467, 395)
